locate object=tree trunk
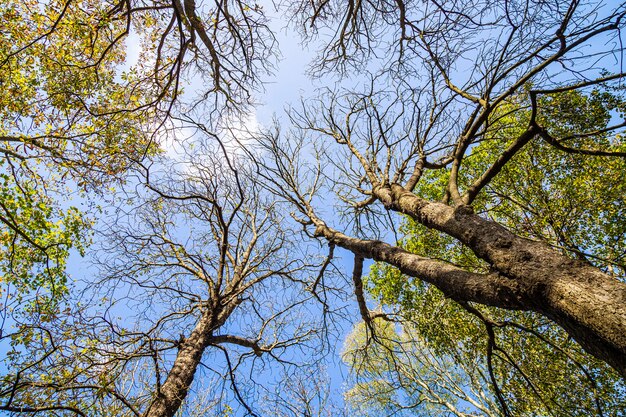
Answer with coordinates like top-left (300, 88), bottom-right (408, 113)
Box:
top-left (142, 311), bottom-right (216, 417)
top-left (314, 183), bottom-right (626, 377)
top-left (142, 298), bottom-right (241, 417)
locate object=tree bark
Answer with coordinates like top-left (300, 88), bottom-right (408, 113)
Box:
top-left (142, 311), bottom-right (215, 417)
top-left (315, 183), bottom-right (626, 378)
top-left (142, 300), bottom-right (239, 417)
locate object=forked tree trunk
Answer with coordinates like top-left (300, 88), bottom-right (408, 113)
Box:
top-left (314, 183), bottom-right (626, 377)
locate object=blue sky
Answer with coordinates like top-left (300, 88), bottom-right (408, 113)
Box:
top-left (4, 0), bottom-right (625, 415)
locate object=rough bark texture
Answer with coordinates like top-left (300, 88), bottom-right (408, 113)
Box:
top-left (314, 223), bottom-right (527, 310)
top-left (316, 183), bottom-right (626, 378)
top-left (142, 301), bottom-right (238, 417)
top-left (142, 312), bottom-right (215, 417)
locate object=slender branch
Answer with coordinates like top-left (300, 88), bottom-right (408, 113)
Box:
top-left (463, 125), bottom-right (539, 204)
top-left (538, 127), bottom-right (626, 157)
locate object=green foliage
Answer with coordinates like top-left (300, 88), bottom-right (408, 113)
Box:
top-left (357, 270), bottom-right (626, 416)
top-left (343, 319), bottom-right (499, 417)
top-left (0, 0), bottom-right (159, 178)
top-left (0, 167), bottom-right (88, 298)
top-left (464, 90), bottom-right (626, 275)
top-left (351, 90), bottom-right (626, 416)
top-left (0, 0), bottom-right (169, 302)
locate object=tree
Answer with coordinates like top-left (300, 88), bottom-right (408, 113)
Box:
top-left (342, 288), bottom-right (626, 416)
top-left (2, 0), bottom-right (626, 416)
top-left (1, 3), bottom-right (279, 412)
top-left (338, 91), bottom-right (626, 416)
top-left (0, 127), bottom-right (334, 416)
top-left (1, 0), bottom-right (152, 289)
top-left (253, 0), bottom-right (626, 381)
top-left (0, 0), bottom-right (276, 304)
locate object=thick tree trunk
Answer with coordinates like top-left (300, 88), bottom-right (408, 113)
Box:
top-left (314, 183), bottom-right (626, 377)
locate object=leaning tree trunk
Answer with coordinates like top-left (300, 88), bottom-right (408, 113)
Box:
top-left (142, 299), bottom-right (239, 417)
top-left (142, 311), bottom-right (216, 417)
top-left (313, 183), bottom-right (626, 377)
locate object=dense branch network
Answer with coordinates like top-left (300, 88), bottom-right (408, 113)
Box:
top-left (2, 0), bottom-right (626, 416)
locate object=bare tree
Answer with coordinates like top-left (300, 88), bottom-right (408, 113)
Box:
top-left (0, 0), bottom-right (277, 329)
top-left (0, 127), bottom-right (339, 417)
top-left (3, 0), bottom-right (626, 415)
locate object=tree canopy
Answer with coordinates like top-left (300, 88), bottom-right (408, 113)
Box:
top-left (1, 0), bottom-right (626, 416)
top-left (339, 91), bottom-right (626, 416)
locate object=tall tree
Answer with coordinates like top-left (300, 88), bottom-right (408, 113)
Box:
top-left (339, 91), bottom-right (626, 416)
top-left (254, 0), bottom-right (626, 381)
top-left (0, 2), bottom-right (277, 405)
top-left (2, 0), bottom-right (626, 416)
top-left (0, 127), bottom-right (333, 416)
top-left (0, 0), bottom-right (275, 302)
